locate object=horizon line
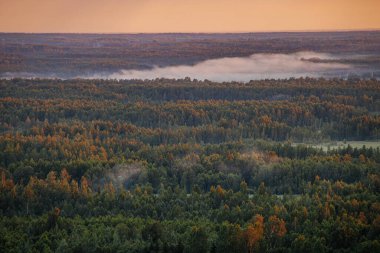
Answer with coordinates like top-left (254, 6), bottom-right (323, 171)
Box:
top-left (1, 28), bottom-right (380, 35)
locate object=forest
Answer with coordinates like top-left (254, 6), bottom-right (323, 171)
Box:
top-left (1, 32), bottom-right (380, 78)
top-left (0, 77), bottom-right (380, 252)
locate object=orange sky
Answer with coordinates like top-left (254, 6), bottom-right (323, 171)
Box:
top-left (0, 0), bottom-right (379, 33)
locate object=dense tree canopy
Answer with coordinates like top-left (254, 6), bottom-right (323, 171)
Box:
top-left (0, 78), bottom-right (379, 252)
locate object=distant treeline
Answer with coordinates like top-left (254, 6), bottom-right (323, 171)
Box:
top-left (1, 31), bottom-right (380, 77)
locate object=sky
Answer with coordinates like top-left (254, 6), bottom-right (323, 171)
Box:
top-left (0, 0), bottom-right (379, 33)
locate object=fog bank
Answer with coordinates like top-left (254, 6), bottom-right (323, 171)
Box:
top-left (106, 52), bottom-right (351, 82)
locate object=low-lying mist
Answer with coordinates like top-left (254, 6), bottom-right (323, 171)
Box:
top-left (3, 51), bottom-right (377, 81)
top-left (104, 52), bottom-right (351, 82)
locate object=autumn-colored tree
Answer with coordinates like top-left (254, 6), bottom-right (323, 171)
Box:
top-left (343, 154), bottom-right (352, 162)
top-left (268, 215), bottom-right (287, 238)
top-left (359, 154), bottom-right (366, 163)
top-left (216, 185), bottom-right (225, 198)
top-left (105, 182), bottom-right (116, 199)
top-left (99, 147), bottom-right (108, 161)
top-left (46, 171), bottom-right (57, 187)
top-left (60, 169), bottom-right (71, 193)
top-left (80, 176), bottom-right (89, 197)
top-left (70, 179), bottom-right (79, 198)
top-left (323, 202), bottom-right (331, 219)
top-left (245, 214), bottom-right (264, 253)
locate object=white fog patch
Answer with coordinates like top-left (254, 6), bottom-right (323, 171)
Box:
top-left (107, 52), bottom-right (351, 82)
top-left (0, 52), bottom-right (355, 81)
top-left (106, 163), bottom-right (144, 187)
